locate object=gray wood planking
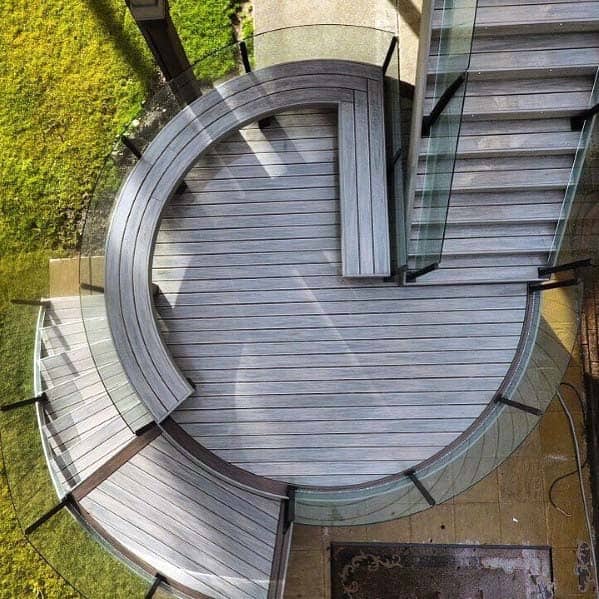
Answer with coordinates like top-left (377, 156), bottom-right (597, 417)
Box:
top-left (411, 0), bottom-right (599, 284)
top-left (38, 298), bottom-right (136, 492)
top-left (80, 435), bottom-right (284, 599)
top-left (105, 60), bottom-right (392, 424)
top-left (151, 107), bottom-right (529, 487)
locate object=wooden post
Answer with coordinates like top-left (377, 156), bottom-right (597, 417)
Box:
top-left (126, 0), bottom-right (201, 104)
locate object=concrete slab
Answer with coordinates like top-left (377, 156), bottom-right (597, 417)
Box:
top-left (254, 0), bottom-right (423, 84)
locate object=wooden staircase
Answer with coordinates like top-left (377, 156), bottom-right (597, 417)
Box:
top-left (39, 297), bottom-right (136, 492)
top-left (409, 0), bottom-right (599, 284)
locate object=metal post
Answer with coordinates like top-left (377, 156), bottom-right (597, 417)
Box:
top-left (24, 495), bottom-right (72, 535)
top-left (145, 573), bottom-right (167, 599)
top-left (120, 135), bottom-right (142, 159)
top-left (406, 262), bottom-right (438, 282)
top-left (80, 282), bottom-right (105, 294)
top-left (382, 36), bottom-right (399, 76)
top-left (126, 0), bottom-right (201, 104)
top-left (421, 72), bottom-right (466, 137)
top-left (10, 299), bottom-right (50, 307)
top-left (571, 102), bottom-right (599, 131)
top-left (284, 487), bottom-right (296, 532)
top-left (240, 40), bottom-right (252, 73)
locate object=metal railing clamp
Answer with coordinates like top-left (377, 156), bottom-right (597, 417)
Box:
top-left (24, 494), bottom-right (74, 535)
top-left (406, 262), bottom-right (438, 282)
top-left (406, 469), bottom-right (436, 506)
top-left (494, 395), bottom-right (542, 417)
top-left (529, 278), bottom-right (579, 292)
top-left (1, 392), bottom-right (48, 412)
top-left (120, 135), bottom-right (142, 159)
top-left (538, 258), bottom-right (591, 278)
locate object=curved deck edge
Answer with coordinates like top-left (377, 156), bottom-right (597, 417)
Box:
top-left (105, 59), bottom-right (386, 423)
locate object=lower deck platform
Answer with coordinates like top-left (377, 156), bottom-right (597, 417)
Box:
top-left (152, 108), bottom-right (528, 487)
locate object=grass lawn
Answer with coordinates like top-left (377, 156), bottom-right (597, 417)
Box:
top-left (0, 0), bottom-right (250, 596)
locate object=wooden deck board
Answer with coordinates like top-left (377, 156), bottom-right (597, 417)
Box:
top-left (80, 435), bottom-right (284, 599)
top-left (153, 108), bottom-right (528, 486)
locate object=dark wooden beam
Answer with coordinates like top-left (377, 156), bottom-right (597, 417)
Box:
top-left (71, 423), bottom-right (161, 501)
top-left (126, 0), bottom-right (201, 104)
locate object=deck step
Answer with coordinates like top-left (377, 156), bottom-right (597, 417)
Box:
top-left (52, 417), bottom-right (134, 490)
top-left (412, 203), bottom-right (563, 224)
top-left (43, 393), bottom-right (117, 453)
top-left (40, 346), bottom-right (96, 389)
top-left (432, 2), bottom-right (599, 35)
top-left (40, 317), bottom-right (109, 357)
top-left (416, 168), bottom-right (570, 193)
top-left (421, 131), bottom-right (581, 159)
top-left (406, 264), bottom-right (543, 284)
top-left (414, 189), bottom-right (566, 208)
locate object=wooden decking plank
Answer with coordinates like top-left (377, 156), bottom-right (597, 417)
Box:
top-left (82, 493), bottom-right (264, 599)
top-left (338, 100), bottom-right (360, 276)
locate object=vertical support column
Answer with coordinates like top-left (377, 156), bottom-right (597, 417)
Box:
top-left (126, 0), bottom-right (201, 104)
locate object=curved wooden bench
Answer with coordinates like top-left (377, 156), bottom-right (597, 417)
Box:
top-left (106, 60), bottom-right (390, 422)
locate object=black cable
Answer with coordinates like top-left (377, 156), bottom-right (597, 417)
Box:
top-left (548, 382), bottom-right (588, 517)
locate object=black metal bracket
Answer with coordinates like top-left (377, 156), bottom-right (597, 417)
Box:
top-left (175, 181), bottom-right (188, 194)
top-left (529, 278), bottom-right (579, 293)
top-left (80, 282), bottom-right (104, 294)
top-left (240, 40), bottom-right (252, 73)
top-left (121, 135), bottom-right (142, 159)
top-left (1, 393), bottom-right (48, 412)
top-left (382, 36), bottom-right (399, 76)
top-left (538, 258), bottom-right (591, 278)
top-left (284, 486), bottom-right (296, 532)
top-left (258, 116), bottom-right (273, 130)
top-left (145, 573), bottom-right (168, 599)
top-left (406, 262), bottom-right (438, 282)
top-left (406, 469), bottom-right (436, 506)
top-left (494, 395), bottom-right (542, 417)
top-left (388, 147), bottom-right (402, 169)
top-left (135, 421), bottom-right (158, 437)
top-left (421, 72), bottom-right (466, 138)
top-left (571, 102), bottom-right (599, 131)
top-left (10, 298), bottom-right (50, 307)
top-left (24, 494), bottom-right (73, 535)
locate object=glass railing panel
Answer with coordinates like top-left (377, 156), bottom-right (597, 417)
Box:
top-left (295, 282), bottom-right (581, 525)
top-left (410, 0), bottom-right (477, 272)
top-left (551, 68), bottom-right (599, 266)
top-left (80, 147), bottom-right (153, 433)
top-left (383, 37), bottom-right (407, 272)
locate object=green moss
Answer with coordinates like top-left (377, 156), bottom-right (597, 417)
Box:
top-left (1, 0), bottom-right (252, 594)
top-left (0, 252), bottom-right (78, 599)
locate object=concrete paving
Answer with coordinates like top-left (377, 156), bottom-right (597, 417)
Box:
top-left (254, 0), bottom-right (423, 84)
